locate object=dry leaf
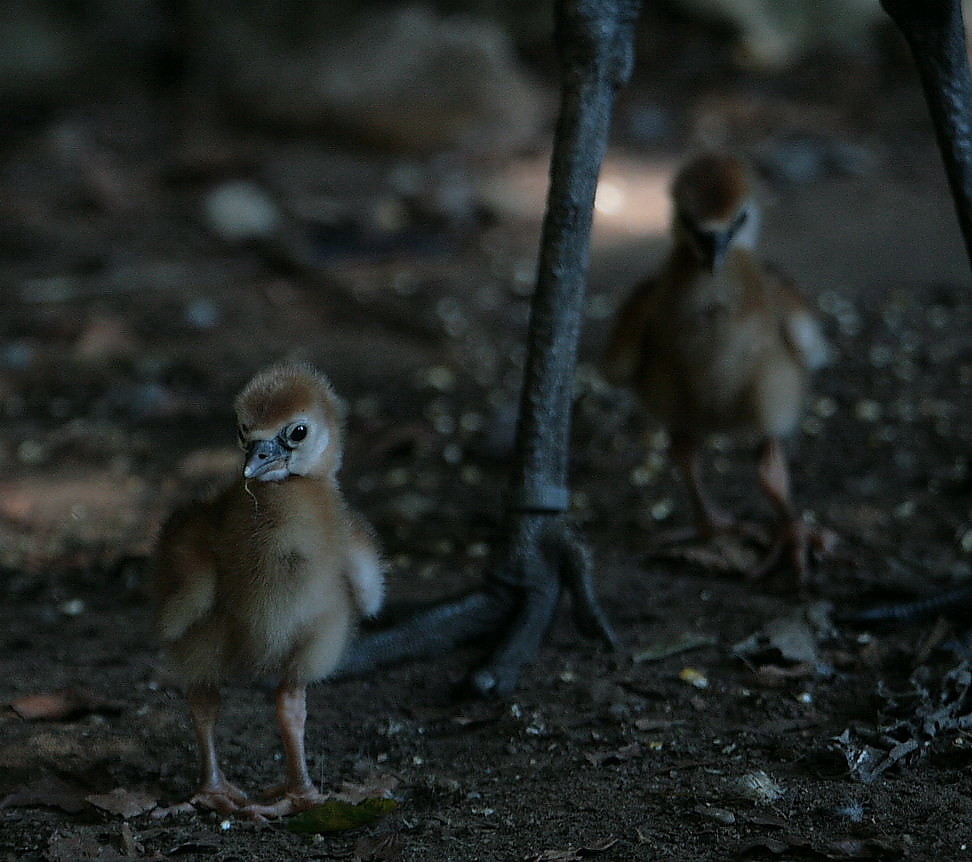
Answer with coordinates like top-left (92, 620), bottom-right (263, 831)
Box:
top-left (120, 822), bottom-right (142, 856)
top-left (733, 604), bottom-right (835, 668)
top-left (0, 779), bottom-right (89, 814)
top-left (753, 662), bottom-right (818, 687)
top-left (334, 774), bottom-right (400, 804)
top-left (288, 798), bottom-right (399, 833)
top-left (11, 690), bottom-right (89, 721)
top-left (11, 688), bottom-right (121, 721)
top-left (86, 787), bottom-right (158, 818)
top-left (733, 770), bottom-right (784, 804)
top-left (633, 633), bottom-right (716, 663)
top-left (762, 614), bottom-right (819, 663)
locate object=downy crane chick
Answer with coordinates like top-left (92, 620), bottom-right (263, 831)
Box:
top-left (152, 361), bottom-right (383, 819)
top-left (605, 152), bottom-right (831, 583)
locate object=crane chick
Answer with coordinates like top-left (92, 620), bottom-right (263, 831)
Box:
top-left (152, 361), bottom-right (383, 819)
top-left (604, 152), bottom-right (832, 583)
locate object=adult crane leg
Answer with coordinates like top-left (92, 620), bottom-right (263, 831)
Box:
top-left (339, 0), bottom-right (641, 696)
top-left (844, 1), bottom-right (972, 625)
top-left (881, 0), bottom-right (972, 265)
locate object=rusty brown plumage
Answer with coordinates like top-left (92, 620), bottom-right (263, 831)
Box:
top-left (605, 152), bottom-right (833, 583)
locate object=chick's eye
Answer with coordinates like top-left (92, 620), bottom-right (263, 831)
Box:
top-left (287, 424), bottom-right (308, 443)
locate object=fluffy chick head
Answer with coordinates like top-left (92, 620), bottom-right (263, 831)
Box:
top-left (234, 361), bottom-right (344, 482)
top-left (671, 152), bottom-right (760, 271)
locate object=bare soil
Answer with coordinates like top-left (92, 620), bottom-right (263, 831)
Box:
top-left (4, 13), bottom-right (972, 861)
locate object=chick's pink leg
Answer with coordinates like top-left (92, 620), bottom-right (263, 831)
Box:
top-left (276, 682), bottom-right (316, 795)
top-left (187, 685), bottom-right (248, 812)
top-left (674, 437), bottom-right (733, 536)
top-left (242, 683), bottom-right (326, 820)
top-left (750, 437), bottom-right (834, 583)
top-left (649, 435), bottom-right (773, 562)
top-left (662, 435), bottom-right (758, 541)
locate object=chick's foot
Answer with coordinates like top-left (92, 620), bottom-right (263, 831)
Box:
top-left (746, 516), bottom-right (837, 585)
top-left (241, 787), bottom-right (328, 821)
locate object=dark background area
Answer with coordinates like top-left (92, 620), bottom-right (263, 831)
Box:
top-left (2, 2), bottom-right (972, 859)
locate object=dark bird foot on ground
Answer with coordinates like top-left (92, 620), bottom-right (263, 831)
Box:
top-left (340, 515), bottom-right (619, 698)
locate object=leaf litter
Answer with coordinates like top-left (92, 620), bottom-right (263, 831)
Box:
top-left (832, 643), bottom-right (972, 782)
top-left (288, 798), bottom-right (399, 834)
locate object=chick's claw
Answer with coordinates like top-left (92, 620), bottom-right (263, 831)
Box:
top-left (747, 518), bottom-right (838, 584)
top-left (190, 784), bottom-right (249, 816)
top-left (242, 789), bottom-right (329, 821)
top-left (149, 781), bottom-right (248, 820)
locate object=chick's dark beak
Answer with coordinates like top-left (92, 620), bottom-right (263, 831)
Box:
top-left (698, 229), bottom-right (731, 273)
top-left (243, 436), bottom-right (289, 479)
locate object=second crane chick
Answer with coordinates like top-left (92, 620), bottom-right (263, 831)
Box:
top-left (605, 152), bottom-right (831, 584)
top-left (152, 361), bottom-right (383, 819)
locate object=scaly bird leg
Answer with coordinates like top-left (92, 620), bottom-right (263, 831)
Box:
top-left (242, 683), bottom-right (327, 820)
top-left (843, 1), bottom-right (972, 619)
top-left (339, 0), bottom-right (639, 696)
top-left (881, 0), bottom-right (972, 268)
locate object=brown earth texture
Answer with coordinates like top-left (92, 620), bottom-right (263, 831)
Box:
top-left (4, 5), bottom-right (972, 861)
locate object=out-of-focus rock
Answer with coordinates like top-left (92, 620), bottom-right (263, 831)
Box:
top-left (202, 180), bottom-right (282, 243)
top-left (0, 3), bottom-right (82, 102)
top-left (671, 0), bottom-right (884, 69)
top-left (756, 134), bottom-right (877, 185)
top-left (200, 5), bottom-right (549, 155)
top-left (0, 0), bottom-right (170, 105)
top-left (74, 313), bottom-right (139, 363)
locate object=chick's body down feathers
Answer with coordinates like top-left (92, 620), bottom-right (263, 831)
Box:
top-left (154, 479), bottom-right (378, 686)
top-left (151, 361), bottom-right (382, 819)
top-left (613, 250), bottom-right (826, 442)
top-left (605, 152), bottom-right (830, 582)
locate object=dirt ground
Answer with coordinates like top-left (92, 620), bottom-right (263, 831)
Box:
top-left (4, 8), bottom-right (972, 861)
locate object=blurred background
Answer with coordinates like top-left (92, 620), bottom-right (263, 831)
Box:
top-left (5, 5), bottom-right (972, 859)
top-left (0, 0), bottom-right (969, 582)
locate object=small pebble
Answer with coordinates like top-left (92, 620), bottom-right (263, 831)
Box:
top-left (185, 298), bottom-right (221, 329)
top-left (854, 400), bottom-right (882, 422)
top-left (423, 365), bottom-right (456, 392)
top-left (650, 499), bottom-right (674, 521)
top-left (203, 180), bottom-right (281, 242)
top-left (59, 598), bottom-right (86, 617)
top-left (734, 770), bottom-right (783, 804)
top-left (679, 667), bottom-right (709, 689)
top-left (696, 805), bottom-right (736, 825)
